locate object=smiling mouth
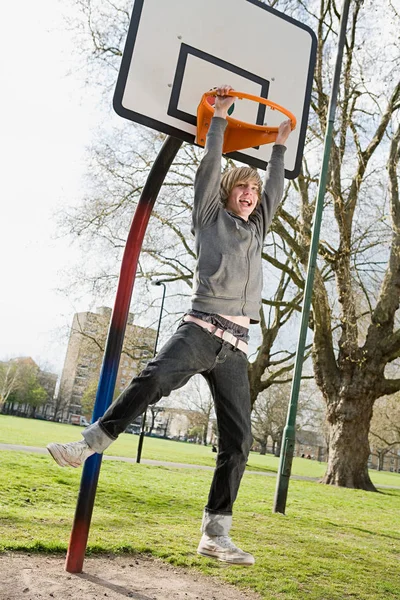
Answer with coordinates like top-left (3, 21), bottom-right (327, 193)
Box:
top-left (239, 199), bottom-right (252, 207)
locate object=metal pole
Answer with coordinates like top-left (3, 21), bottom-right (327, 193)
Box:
top-left (65, 135), bottom-right (182, 573)
top-left (136, 280), bottom-right (166, 463)
top-left (273, 0), bottom-right (351, 514)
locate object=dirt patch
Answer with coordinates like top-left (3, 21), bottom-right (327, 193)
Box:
top-left (0, 553), bottom-right (261, 600)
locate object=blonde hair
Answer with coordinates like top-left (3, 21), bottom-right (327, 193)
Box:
top-left (220, 166), bottom-right (262, 207)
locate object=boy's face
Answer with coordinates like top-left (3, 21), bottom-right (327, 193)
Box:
top-left (225, 179), bottom-right (259, 221)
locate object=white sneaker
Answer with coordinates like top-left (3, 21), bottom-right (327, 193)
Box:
top-left (197, 534), bottom-right (255, 566)
top-left (46, 440), bottom-right (95, 468)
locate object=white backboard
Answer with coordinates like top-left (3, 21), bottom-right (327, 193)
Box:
top-left (114, 0), bottom-right (316, 179)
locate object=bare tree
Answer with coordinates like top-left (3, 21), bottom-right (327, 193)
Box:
top-left (369, 395), bottom-right (400, 471)
top-left (252, 381), bottom-right (312, 455)
top-left (0, 361), bottom-right (20, 410)
top-left (252, 387), bottom-right (288, 456)
top-left (1, 359), bottom-right (48, 417)
top-left (176, 376), bottom-right (214, 445)
top-left (266, 0), bottom-right (400, 489)
top-left (52, 379), bottom-right (71, 422)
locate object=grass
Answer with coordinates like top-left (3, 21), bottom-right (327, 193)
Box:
top-left (0, 450), bottom-right (399, 599)
top-left (1, 415), bottom-right (400, 487)
top-left (1, 416), bottom-right (400, 598)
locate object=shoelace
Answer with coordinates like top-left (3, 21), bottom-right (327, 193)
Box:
top-left (65, 441), bottom-right (87, 455)
top-left (214, 536), bottom-right (239, 551)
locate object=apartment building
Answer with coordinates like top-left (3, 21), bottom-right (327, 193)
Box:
top-left (58, 307), bottom-right (156, 418)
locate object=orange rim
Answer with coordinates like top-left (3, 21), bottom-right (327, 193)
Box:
top-left (196, 90), bottom-right (296, 154)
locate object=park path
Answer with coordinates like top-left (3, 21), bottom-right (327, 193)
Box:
top-left (1, 444), bottom-right (399, 488)
top-left (0, 443), bottom-right (318, 480)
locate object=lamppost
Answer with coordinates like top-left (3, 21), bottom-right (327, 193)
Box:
top-left (136, 279), bottom-right (166, 463)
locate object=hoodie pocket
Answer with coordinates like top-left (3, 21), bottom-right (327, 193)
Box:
top-left (199, 253), bottom-right (247, 299)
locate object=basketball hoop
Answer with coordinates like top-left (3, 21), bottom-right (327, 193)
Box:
top-left (196, 90), bottom-right (296, 153)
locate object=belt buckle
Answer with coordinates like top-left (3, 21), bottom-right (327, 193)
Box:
top-left (221, 330), bottom-right (236, 347)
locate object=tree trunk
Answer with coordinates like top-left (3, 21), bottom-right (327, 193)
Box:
top-left (273, 438), bottom-right (281, 457)
top-left (377, 453), bottom-right (383, 471)
top-left (147, 410), bottom-right (156, 436)
top-left (321, 399), bottom-right (376, 491)
top-left (259, 441), bottom-right (267, 455)
top-left (202, 425), bottom-right (208, 446)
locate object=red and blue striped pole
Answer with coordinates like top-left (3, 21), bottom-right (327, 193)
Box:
top-left (65, 135), bottom-right (183, 573)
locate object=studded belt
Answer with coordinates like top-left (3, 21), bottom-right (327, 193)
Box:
top-left (183, 315), bottom-right (248, 355)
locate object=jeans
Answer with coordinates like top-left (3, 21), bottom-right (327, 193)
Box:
top-left (83, 320), bottom-right (252, 536)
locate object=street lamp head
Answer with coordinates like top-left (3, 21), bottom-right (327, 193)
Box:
top-left (151, 279), bottom-right (163, 286)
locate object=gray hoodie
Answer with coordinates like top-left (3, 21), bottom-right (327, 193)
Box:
top-left (191, 117), bottom-right (286, 323)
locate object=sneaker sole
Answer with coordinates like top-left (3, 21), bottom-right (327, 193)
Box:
top-left (46, 444), bottom-right (80, 468)
top-left (197, 549), bottom-right (255, 566)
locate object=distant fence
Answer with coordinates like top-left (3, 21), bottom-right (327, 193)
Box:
top-left (253, 441), bottom-right (400, 473)
top-left (251, 442), bottom-right (328, 462)
top-left (369, 451), bottom-right (400, 473)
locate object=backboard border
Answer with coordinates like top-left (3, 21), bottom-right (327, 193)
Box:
top-left (113, 0), bottom-right (317, 179)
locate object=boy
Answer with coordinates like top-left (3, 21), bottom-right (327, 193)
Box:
top-left (48, 85), bottom-right (292, 565)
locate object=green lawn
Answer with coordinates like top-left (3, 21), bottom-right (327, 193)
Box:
top-left (1, 415), bottom-right (400, 487)
top-left (0, 450), bottom-right (399, 600)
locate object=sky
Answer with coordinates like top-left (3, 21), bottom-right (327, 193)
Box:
top-left (0, 1), bottom-right (109, 375)
top-left (6, 1), bottom-right (393, 381)
top-left (0, 0), bottom-right (267, 380)
top-left (0, 0), bottom-right (316, 381)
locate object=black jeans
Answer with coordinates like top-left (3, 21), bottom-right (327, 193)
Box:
top-left (98, 321), bottom-right (252, 517)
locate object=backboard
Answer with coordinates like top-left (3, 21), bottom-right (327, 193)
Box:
top-left (113, 0), bottom-right (317, 179)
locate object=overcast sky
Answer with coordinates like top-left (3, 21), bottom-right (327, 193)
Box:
top-left (0, 1), bottom-right (110, 375)
top-left (0, 0), bottom-right (301, 378)
top-left (0, 0), bottom-right (265, 380)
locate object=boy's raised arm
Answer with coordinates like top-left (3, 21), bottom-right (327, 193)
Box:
top-left (192, 87), bottom-right (236, 229)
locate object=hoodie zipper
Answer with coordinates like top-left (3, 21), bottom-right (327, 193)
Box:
top-left (242, 226), bottom-right (253, 314)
